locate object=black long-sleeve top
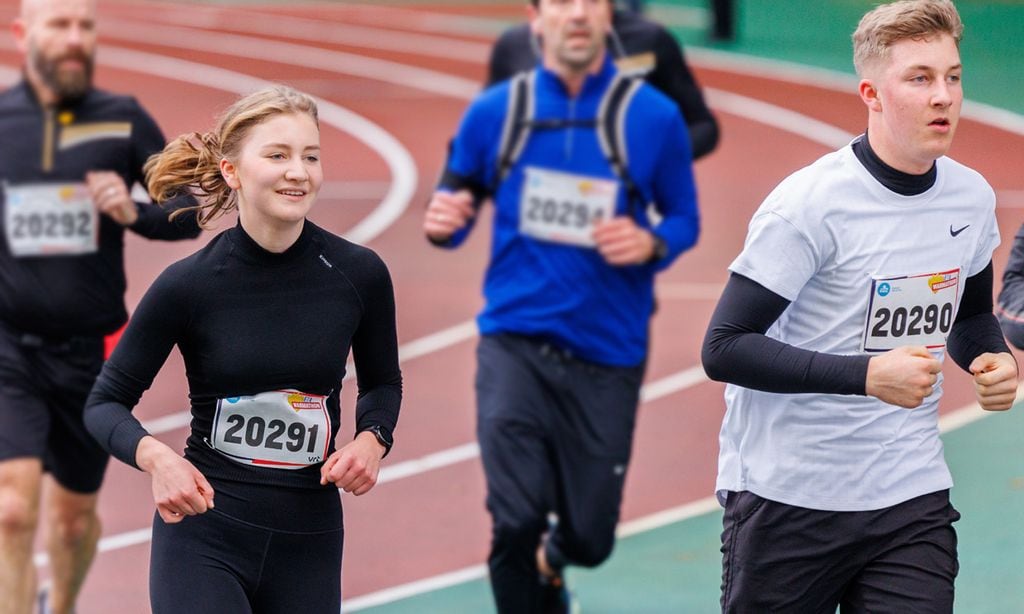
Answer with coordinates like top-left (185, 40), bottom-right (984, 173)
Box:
top-left (486, 10), bottom-right (719, 160)
top-left (997, 223), bottom-right (1024, 350)
top-left (84, 221), bottom-right (402, 495)
top-left (0, 81), bottom-right (200, 339)
top-left (703, 136), bottom-right (1010, 392)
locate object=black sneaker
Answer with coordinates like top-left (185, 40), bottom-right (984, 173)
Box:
top-left (539, 572), bottom-right (579, 614)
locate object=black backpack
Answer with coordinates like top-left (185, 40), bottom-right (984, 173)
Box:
top-left (492, 70), bottom-right (647, 216)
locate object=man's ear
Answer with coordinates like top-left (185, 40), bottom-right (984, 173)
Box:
top-left (859, 79), bottom-right (883, 113)
top-left (527, 3), bottom-right (541, 37)
top-left (220, 158), bottom-right (240, 191)
top-left (11, 19), bottom-right (28, 54)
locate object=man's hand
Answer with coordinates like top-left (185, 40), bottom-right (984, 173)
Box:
top-left (424, 190), bottom-right (475, 242)
top-left (320, 431), bottom-right (387, 496)
top-left (86, 171), bottom-right (137, 226)
top-left (866, 345), bottom-right (942, 409)
top-left (593, 216), bottom-right (656, 266)
top-left (136, 436), bottom-right (215, 524)
top-left (969, 352), bottom-right (1018, 411)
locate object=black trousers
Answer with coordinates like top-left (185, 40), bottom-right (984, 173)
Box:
top-left (476, 334), bottom-right (644, 613)
top-left (721, 490), bottom-right (960, 613)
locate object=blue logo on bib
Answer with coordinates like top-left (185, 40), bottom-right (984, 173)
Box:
top-left (877, 283), bottom-right (891, 297)
top-left (226, 397), bottom-right (241, 403)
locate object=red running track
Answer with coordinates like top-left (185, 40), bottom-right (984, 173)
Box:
top-left (0, 1), bottom-right (1021, 611)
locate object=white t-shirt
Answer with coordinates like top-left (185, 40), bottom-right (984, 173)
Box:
top-left (717, 144), bottom-right (999, 511)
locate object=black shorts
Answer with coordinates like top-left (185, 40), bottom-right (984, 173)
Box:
top-left (721, 489), bottom-right (960, 614)
top-left (0, 322), bottom-right (108, 493)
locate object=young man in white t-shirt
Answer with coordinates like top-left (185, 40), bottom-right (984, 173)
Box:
top-left (701, 1), bottom-right (1018, 611)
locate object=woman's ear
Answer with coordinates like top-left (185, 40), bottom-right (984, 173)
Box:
top-left (220, 157), bottom-right (241, 191)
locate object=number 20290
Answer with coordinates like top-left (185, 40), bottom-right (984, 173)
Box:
top-left (870, 303), bottom-right (952, 338)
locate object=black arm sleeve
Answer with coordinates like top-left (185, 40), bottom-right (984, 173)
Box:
top-left (947, 262), bottom-right (1012, 371)
top-left (84, 269), bottom-right (187, 468)
top-left (649, 27), bottom-right (719, 160)
top-left (997, 225), bottom-right (1024, 350)
top-left (701, 273), bottom-right (870, 394)
top-left (350, 253), bottom-right (403, 455)
top-left (127, 101), bottom-right (201, 240)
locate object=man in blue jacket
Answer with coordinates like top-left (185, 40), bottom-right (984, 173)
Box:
top-left (424, 1), bottom-right (699, 611)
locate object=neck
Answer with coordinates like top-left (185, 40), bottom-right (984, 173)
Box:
top-left (544, 52), bottom-right (606, 97)
top-left (25, 70), bottom-right (57, 107)
top-left (238, 211), bottom-right (304, 253)
top-left (866, 119), bottom-right (938, 175)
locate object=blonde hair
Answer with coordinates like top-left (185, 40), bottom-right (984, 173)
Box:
top-left (852, 0), bottom-right (963, 77)
top-left (145, 85), bottom-right (319, 226)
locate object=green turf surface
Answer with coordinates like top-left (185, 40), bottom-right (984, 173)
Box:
top-left (661, 0), bottom-right (1024, 115)
top-left (358, 404), bottom-right (1024, 613)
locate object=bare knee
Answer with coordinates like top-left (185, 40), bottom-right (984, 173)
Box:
top-left (49, 505), bottom-right (100, 548)
top-left (0, 487), bottom-right (40, 539)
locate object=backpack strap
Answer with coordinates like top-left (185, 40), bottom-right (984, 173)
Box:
top-left (493, 71), bottom-right (536, 192)
top-left (596, 74), bottom-right (645, 216)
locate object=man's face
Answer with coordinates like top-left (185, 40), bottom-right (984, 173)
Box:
top-left (863, 33), bottom-right (963, 173)
top-left (14, 0), bottom-right (97, 102)
top-left (529, 0), bottom-right (611, 74)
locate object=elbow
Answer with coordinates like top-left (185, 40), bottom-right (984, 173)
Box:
top-left (700, 336), bottom-right (728, 383)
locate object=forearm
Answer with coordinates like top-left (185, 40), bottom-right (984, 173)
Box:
top-left (129, 193), bottom-right (201, 240)
top-left (702, 273), bottom-right (870, 394)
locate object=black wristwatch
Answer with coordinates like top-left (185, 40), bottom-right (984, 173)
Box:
top-left (359, 425), bottom-right (393, 458)
top-left (647, 234), bottom-right (668, 263)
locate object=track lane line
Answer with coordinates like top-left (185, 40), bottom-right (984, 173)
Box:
top-left (343, 381), bottom-right (1024, 611)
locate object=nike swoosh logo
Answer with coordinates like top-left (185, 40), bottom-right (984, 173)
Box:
top-left (950, 224), bottom-right (970, 237)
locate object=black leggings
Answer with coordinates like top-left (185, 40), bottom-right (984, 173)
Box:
top-left (149, 509), bottom-right (343, 613)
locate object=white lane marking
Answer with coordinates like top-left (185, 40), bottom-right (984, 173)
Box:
top-left (115, 5), bottom-right (494, 62)
top-left (0, 41), bottom-right (418, 248)
top-left (319, 1), bottom-right (512, 37)
top-left (19, 6), bottom-right (1024, 589)
top-left (379, 442), bottom-right (480, 485)
top-left (997, 190), bottom-right (1024, 208)
top-left (34, 361), bottom-right (711, 571)
top-left (122, 2), bottom-right (1024, 138)
top-left (319, 180), bottom-right (392, 201)
top-left (343, 564), bottom-right (489, 612)
top-left (646, 4), bottom-right (709, 29)
top-left (376, 364), bottom-right (709, 486)
top-left (0, 66), bottom-right (19, 82)
top-left (657, 281), bottom-right (726, 300)
top-left (344, 380), bottom-right (1024, 611)
top-left (97, 46), bottom-right (418, 246)
top-left (97, 17), bottom-right (481, 101)
top-left (143, 320), bottom-right (479, 435)
top-left (688, 48), bottom-right (1024, 137)
top-left (705, 87), bottom-right (854, 148)
top-left (398, 320), bottom-right (479, 362)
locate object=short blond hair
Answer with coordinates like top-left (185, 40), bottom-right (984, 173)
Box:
top-left (852, 0), bottom-right (963, 76)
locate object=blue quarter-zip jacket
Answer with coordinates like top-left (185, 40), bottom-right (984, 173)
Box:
top-left (440, 56), bottom-right (699, 366)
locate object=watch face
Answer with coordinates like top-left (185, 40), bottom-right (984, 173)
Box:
top-left (371, 426), bottom-right (393, 447)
